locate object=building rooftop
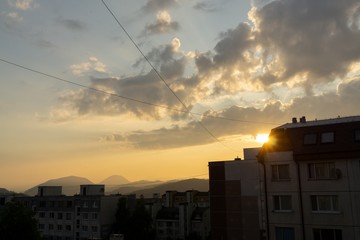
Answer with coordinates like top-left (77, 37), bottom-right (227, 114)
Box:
top-left (276, 115), bottom-right (360, 129)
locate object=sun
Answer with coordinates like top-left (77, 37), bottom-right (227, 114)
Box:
top-left (256, 133), bottom-right (269, 144)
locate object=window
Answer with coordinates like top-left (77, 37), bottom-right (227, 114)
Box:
top-left (273, 196), bottom-right (292, 211)
top-left (39, 212), bottom-right (45, 218)
top-left (82, 225), bottom-right (88, 231)
top-left (66, 212), bottom-right (72, 220)
top-left (57, 212), bottom-right (63, 219)
top-left (49, 224), bottom-right (54, 230)
top-left (57, 225), bottom-right (62, 231)
top-left (92, 213), bottom-right (98, 219)
top-left (57, 201), bottom-right (64, 208)
top-left (66, 225), bottom-right (71, 231)
top-left (66, 201), bottom-right (72, 208)
top-left (39, 201), bottom-right (46, 207)
top-left (271, 164), bottom-right (290, 181)
top-left (275, 227), bottom-right (295, 240)
top-left (313, 229), bottom-right (342, 240)
top-left (308, 162), bottom-right (336, 179)
top-left (304, 133), bottom-right (317, 145)
top-left (321, 132), bottom-right (334, 143)
top-left (91, 226), bottom-right (98, 232)
top-left (83, 213), bottom-right (88, 219)
top-left (311, 195), bottom-right (339, 212)
top-left (38, 224), bottom-right (45, 230)
top-left (355, 130), bottom-right (360, 142)
top-left (49, 212), bottom-right (55, 218)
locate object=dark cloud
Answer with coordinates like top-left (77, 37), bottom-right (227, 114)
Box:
top-left (193, 1), bottom-right (222, 12)
top-left (142, 0), bottom-right (179, 12)
top-left (103, 102), bottom-right (285, 149)
top-left (37, 39), bottom-right (55, 48)
top-left (59, 18), bottom-right (87, 31)
top-left (57, 71), bottom-right (183, 120)
top-left (188, 0), bottom-right (360, 94)
top-left (254, 0), bottom-right (360, 83)
top-left (102, 77), bottom-right (360, 149)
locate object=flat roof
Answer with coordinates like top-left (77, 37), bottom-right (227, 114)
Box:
top-left (276, 116), bottom-right (360, 129)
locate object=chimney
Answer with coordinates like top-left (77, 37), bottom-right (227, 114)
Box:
top-left (300, 116), bottom-right (306, 123)
top-left (292, 117), bottom-right (297, 123)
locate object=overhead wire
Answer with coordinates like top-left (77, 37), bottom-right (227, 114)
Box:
top-left (0, 57), bottom-right (278, 126)
top-left (100, 0), bottom-right (276, 152)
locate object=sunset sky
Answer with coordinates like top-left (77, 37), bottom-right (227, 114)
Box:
top-left (1, 0), bottom-right (360, 191)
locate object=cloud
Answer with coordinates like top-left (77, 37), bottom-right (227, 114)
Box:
top-left (7, 0), bottom-right (33, 11)
top-left (70, 57), bottom-right (107, 76)
top-left (48, 0), bottom-right (360, 150)
top-left (142, 0), bottom-right (179, 12)
top-left (142, 10), bottom-right (180, 36)
top-left (59, 18), bottom-right (87, 32)
top-left (36, 39), bottom-right (56, 48)
top-left (101, 76), bottom-right (360, 149)
top-left (102, 102), bottom-right (285, 149)
top-left (6, 11), bottom-right (22, 22)
top-left (253, 0), bottom-right (360, 84)
top-left (193, 1), bottom-right (223, 12)
top-left (188, 0), bottom-right (360, 95)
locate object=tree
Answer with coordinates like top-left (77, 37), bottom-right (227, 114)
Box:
top-left (129, 199), bottom-right (155, 240)
top-left (112, 197), bottom-right (155, 240)
top-left (113, 197), bottom-right (131, 236)
top-left (0, 201), bottom-right (42, 240)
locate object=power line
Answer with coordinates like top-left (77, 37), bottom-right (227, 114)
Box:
top-left (100, 0), bottom-right (277, 152)
top-left (0, 58), bottom-right (180, 112)
top-left (0, 57), bottom-right (278, 126)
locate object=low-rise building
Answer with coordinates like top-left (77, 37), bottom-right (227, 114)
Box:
top-left (15, 185), bottom-right (121, 240)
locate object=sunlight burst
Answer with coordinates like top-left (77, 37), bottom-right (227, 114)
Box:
top-left (255, 133), bottom-right (269, 143)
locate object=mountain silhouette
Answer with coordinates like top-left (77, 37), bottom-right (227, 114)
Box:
top-left (99, 175), bottom-right (130, 185)
top-left (110, 178), bottom-right (209, 198)
top-left (24, 176), bottom-right (93, 196)
top-left (22, 176), bottom-right (209, 198)
top-left (0, 188), bottom-right (14, 195)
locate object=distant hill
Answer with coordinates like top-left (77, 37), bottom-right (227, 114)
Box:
top-left (22, 177), bottom-right (209, 198)
top-left (0, 188), bottom-right (14, 195)
top-left (108, 180), bottom-right (165, 195)
top-left (24, 176), bottom-right (94, 196)
top-left (129, 178), bottom-right (209, 198)
top-left (99, 175), bottom-right (130, 185)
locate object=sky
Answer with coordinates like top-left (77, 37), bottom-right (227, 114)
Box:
top-left (1, 0), bottom-right (360, 192)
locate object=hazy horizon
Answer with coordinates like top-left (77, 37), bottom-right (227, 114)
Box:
top-left (1, 0), bottom-right (360, 192)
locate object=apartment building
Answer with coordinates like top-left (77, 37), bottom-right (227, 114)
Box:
top-left (258, 116), bottom-right (360, 240)
top-left (208, 148), bottom-right (262, 240)
top-left (15, 185), bottom-right (121, 240)
top-left (148, 190), bottom-right (210, 240)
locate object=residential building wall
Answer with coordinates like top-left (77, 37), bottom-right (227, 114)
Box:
top-left (209, 148), bottom-right (261, 240)
top-left (258, 116), bottom-right (360, 240)
top-left (15, 185), bottom-right (120, 240)
top-left (153, 191), bottom-right (210, 240)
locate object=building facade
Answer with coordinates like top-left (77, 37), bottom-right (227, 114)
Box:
top-left (147, 190), bottom-right (210, 240)
top-left (258, 116), bottom-right (360, 240)
top-left (209, 148), bottom-right (262, 240)
top-left (15, 185), bottom-right (121, 240)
